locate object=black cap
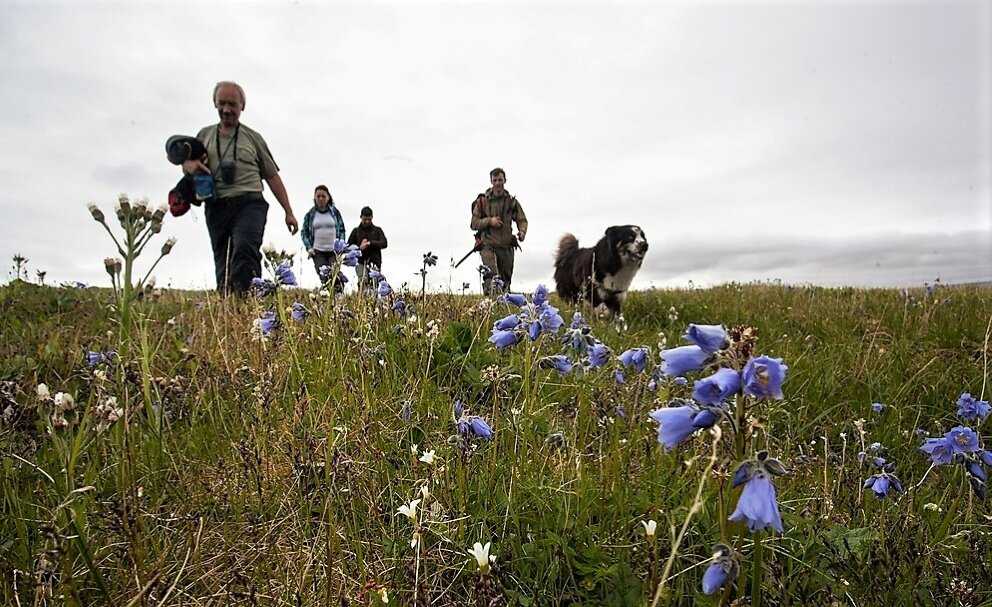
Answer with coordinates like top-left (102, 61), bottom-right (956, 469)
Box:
top-left (165, 135), bottom-right (207, 166)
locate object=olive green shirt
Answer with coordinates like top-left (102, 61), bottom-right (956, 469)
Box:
top-left (470, 188), bottom-right (528, 248)
top-left (196, 123), bottom-right (279, 199)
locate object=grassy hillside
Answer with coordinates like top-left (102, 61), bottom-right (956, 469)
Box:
top-left (1, 279), bottom-right (990, 606)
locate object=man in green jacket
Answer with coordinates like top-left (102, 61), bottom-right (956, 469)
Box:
top-left (470, 167), bottom-right (528, 295)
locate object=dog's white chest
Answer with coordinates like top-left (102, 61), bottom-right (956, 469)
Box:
top-left (600, 261), bottom-right (641, 295)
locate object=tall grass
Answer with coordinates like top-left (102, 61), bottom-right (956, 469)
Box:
top-left (1, 279), bottom-right (990, 605)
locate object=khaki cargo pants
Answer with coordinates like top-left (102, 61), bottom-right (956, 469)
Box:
top-left (480, 245), bottom-right (514, 295)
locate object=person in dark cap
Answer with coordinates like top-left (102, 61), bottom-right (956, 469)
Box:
top-left (178, 80), bottom-right (299, 294)
top-left (470, 167), bottom-right (527, 294)
top-left (347, 206), bottom-right (388, 288)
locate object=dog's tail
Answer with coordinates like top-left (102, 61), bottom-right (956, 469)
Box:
top-left (554, 233), bottom-right (579, 268)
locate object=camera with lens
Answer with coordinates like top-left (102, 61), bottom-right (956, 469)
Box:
top-left (219, 159), bottom-right (236, 185)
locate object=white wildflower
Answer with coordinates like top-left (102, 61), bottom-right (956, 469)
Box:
top-left (467, 541), bottom-right (493, 575)
top-left (397, 498), bottom-right (421, 522)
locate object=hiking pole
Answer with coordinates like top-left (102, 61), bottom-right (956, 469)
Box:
top-left (454, 243), bottom-right (481, 268)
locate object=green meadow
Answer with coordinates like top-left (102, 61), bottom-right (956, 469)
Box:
top-left (1, 277), bottom-right (990, 606)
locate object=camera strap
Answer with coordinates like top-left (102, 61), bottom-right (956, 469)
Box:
top-left (214, 124), bottom-right (239, 164)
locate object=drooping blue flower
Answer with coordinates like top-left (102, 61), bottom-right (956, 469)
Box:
top-left (618, 347), bottom-right (649, 373)
top-left (458, 415), bottom-right (493, 439)
top-left (693, 367), bottom-right (742, 405)
top-left (741, 356), bottom-right (787, 400)
top-left (527, 320), bottom-right (541, 342)
top-left (377, 280), bottom-right (393, 298)
top-left (649, 403), bottom-right (699, 450)
top-left (700, 545), bottom-right (738, 596)
top-left (251, 277), bottom-right (277, 296)
top-left (946, 425), bottom-right (980, 454)
top-left (673, 376), bottom-right (688, 386)
top-left (501, 293), bottom-right (527, 307)
top-left (691, 407), bottom-right (720, 430)
top-left (290, 302), bottom-right (307, 323)
top-left (342, 247), bottom-right (362, 267)
top-left (494, 314), bottom-right (521, 331)
top-left (86, 351), bottom-right (108, 367)
top-left (533, 284), bottom-right (548, 306)
top-left (701, 562), bottom-right (729, 596)
top-left (256, 311), bottom-right (279, 337)
top-left (684, 324), bottom-right (728, 353)
top-left (368, 269), bottom-right (383, 283)
top-left (614, 369), bottom-right (625, 385)
top-left (920, 437), bottom-right (955, 465)
top-left (964, 459), bottom-right (987, 483)
top-left (980, 450), bottom-right (992, 467)
top-left (318, 265), bottom-right (333, 282)
top-left (453, 400), bottom-right (464, 419)
top-left (729, 472), bottom-right (784, 533)
top-left (537, 304), bottom-right (564, 334)
top-left (274, 262), bottom-right (297, 286)
top-left (588, 342), bottom-right (610, 368)
top-left (569, 312), bottom-right (587, 330)
top-left (539, 355), bottom-right (573, 375)
top-left (332, 239), bottom-right (349, 255)
top-left (660, 345), bottom-right (710, 377)
top-left (489, 330), bottom-right (519, 350)
top-left (863, 472), bottom-right (904, 499)
top-left (957, 393), bottom-right (991, 421)
top-left (391, 299), bottom-right (408, 316)
top-left (872, 402), bottom-right (885, 413)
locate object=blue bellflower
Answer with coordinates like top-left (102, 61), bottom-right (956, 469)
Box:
top-left (693, 367), bottom-right (742, 405)
top-left (533, 284), bottom-right (549, 306)
top-left (494, 314), bottom-right (521, 331)
top-left (701, 563), bottom-right (728, 596)
top-left (946, 425), bottom-right (980, 454)
top-left (683, 324), bottom-right (729, 353)
top-left (872, 402), bottom-right (885, 413)
top-left (619, 347), bottom-right (650, 373)
top-left (587, 342), bottom-right (610, 368)
top-left (257, 311), bottom-right (279, 336)
top-left (741, 356), bottom-right (788, 400)
top-left (501, 293), bottom-right (527, 307)
top-left (489, 330), bottom-right (519, 350)
top-left (457, 414), bottom-right (493, 440)
top-left (700, 544), bottom-right (738, 596)
top-left (251, 277), bottom-right (276, 296)
top-left (864, 471), bottom-right (904, 499)
top-left (274, 262), bottom-right (297, 286)
top-left (290, 302), bottom-right (307, 323)
top-left (377, 280), bottom-right (393, 298)
top-left (649, 404), bottom-right (697, 450)
top-left (729, 471), bottom-right (784, 533)
top-left (539, 355), bottom-right (573, 375)
top-left (957, 393), bottom-right (991, 421)
top-left (920, 437), bottom-right (955, 465)
top-left (660, 345), bottom-right (710, 377)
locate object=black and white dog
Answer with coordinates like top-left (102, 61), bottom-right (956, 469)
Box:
top-left (553, 225), bottom-right (649, 316)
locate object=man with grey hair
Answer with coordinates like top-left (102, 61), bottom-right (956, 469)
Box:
top-left (181, 81), bottom-right (299, 294)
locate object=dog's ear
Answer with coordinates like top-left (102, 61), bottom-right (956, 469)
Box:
top-left (604, 226), bottom-right (622, 253)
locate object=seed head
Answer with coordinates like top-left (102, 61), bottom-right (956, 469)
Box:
top-left (86, 202), bottom-right (105, 223)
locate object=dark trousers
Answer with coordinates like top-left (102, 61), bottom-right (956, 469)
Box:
top-left (311, 250), bottom-right (344, 293)
top-left (204, 194), bottom-right (268, 294)
top-left (480, 245), bottom-right (514, 295)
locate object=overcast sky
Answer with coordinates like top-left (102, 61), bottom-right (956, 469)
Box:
top-left (1, 1), bottom-right (989, 292)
